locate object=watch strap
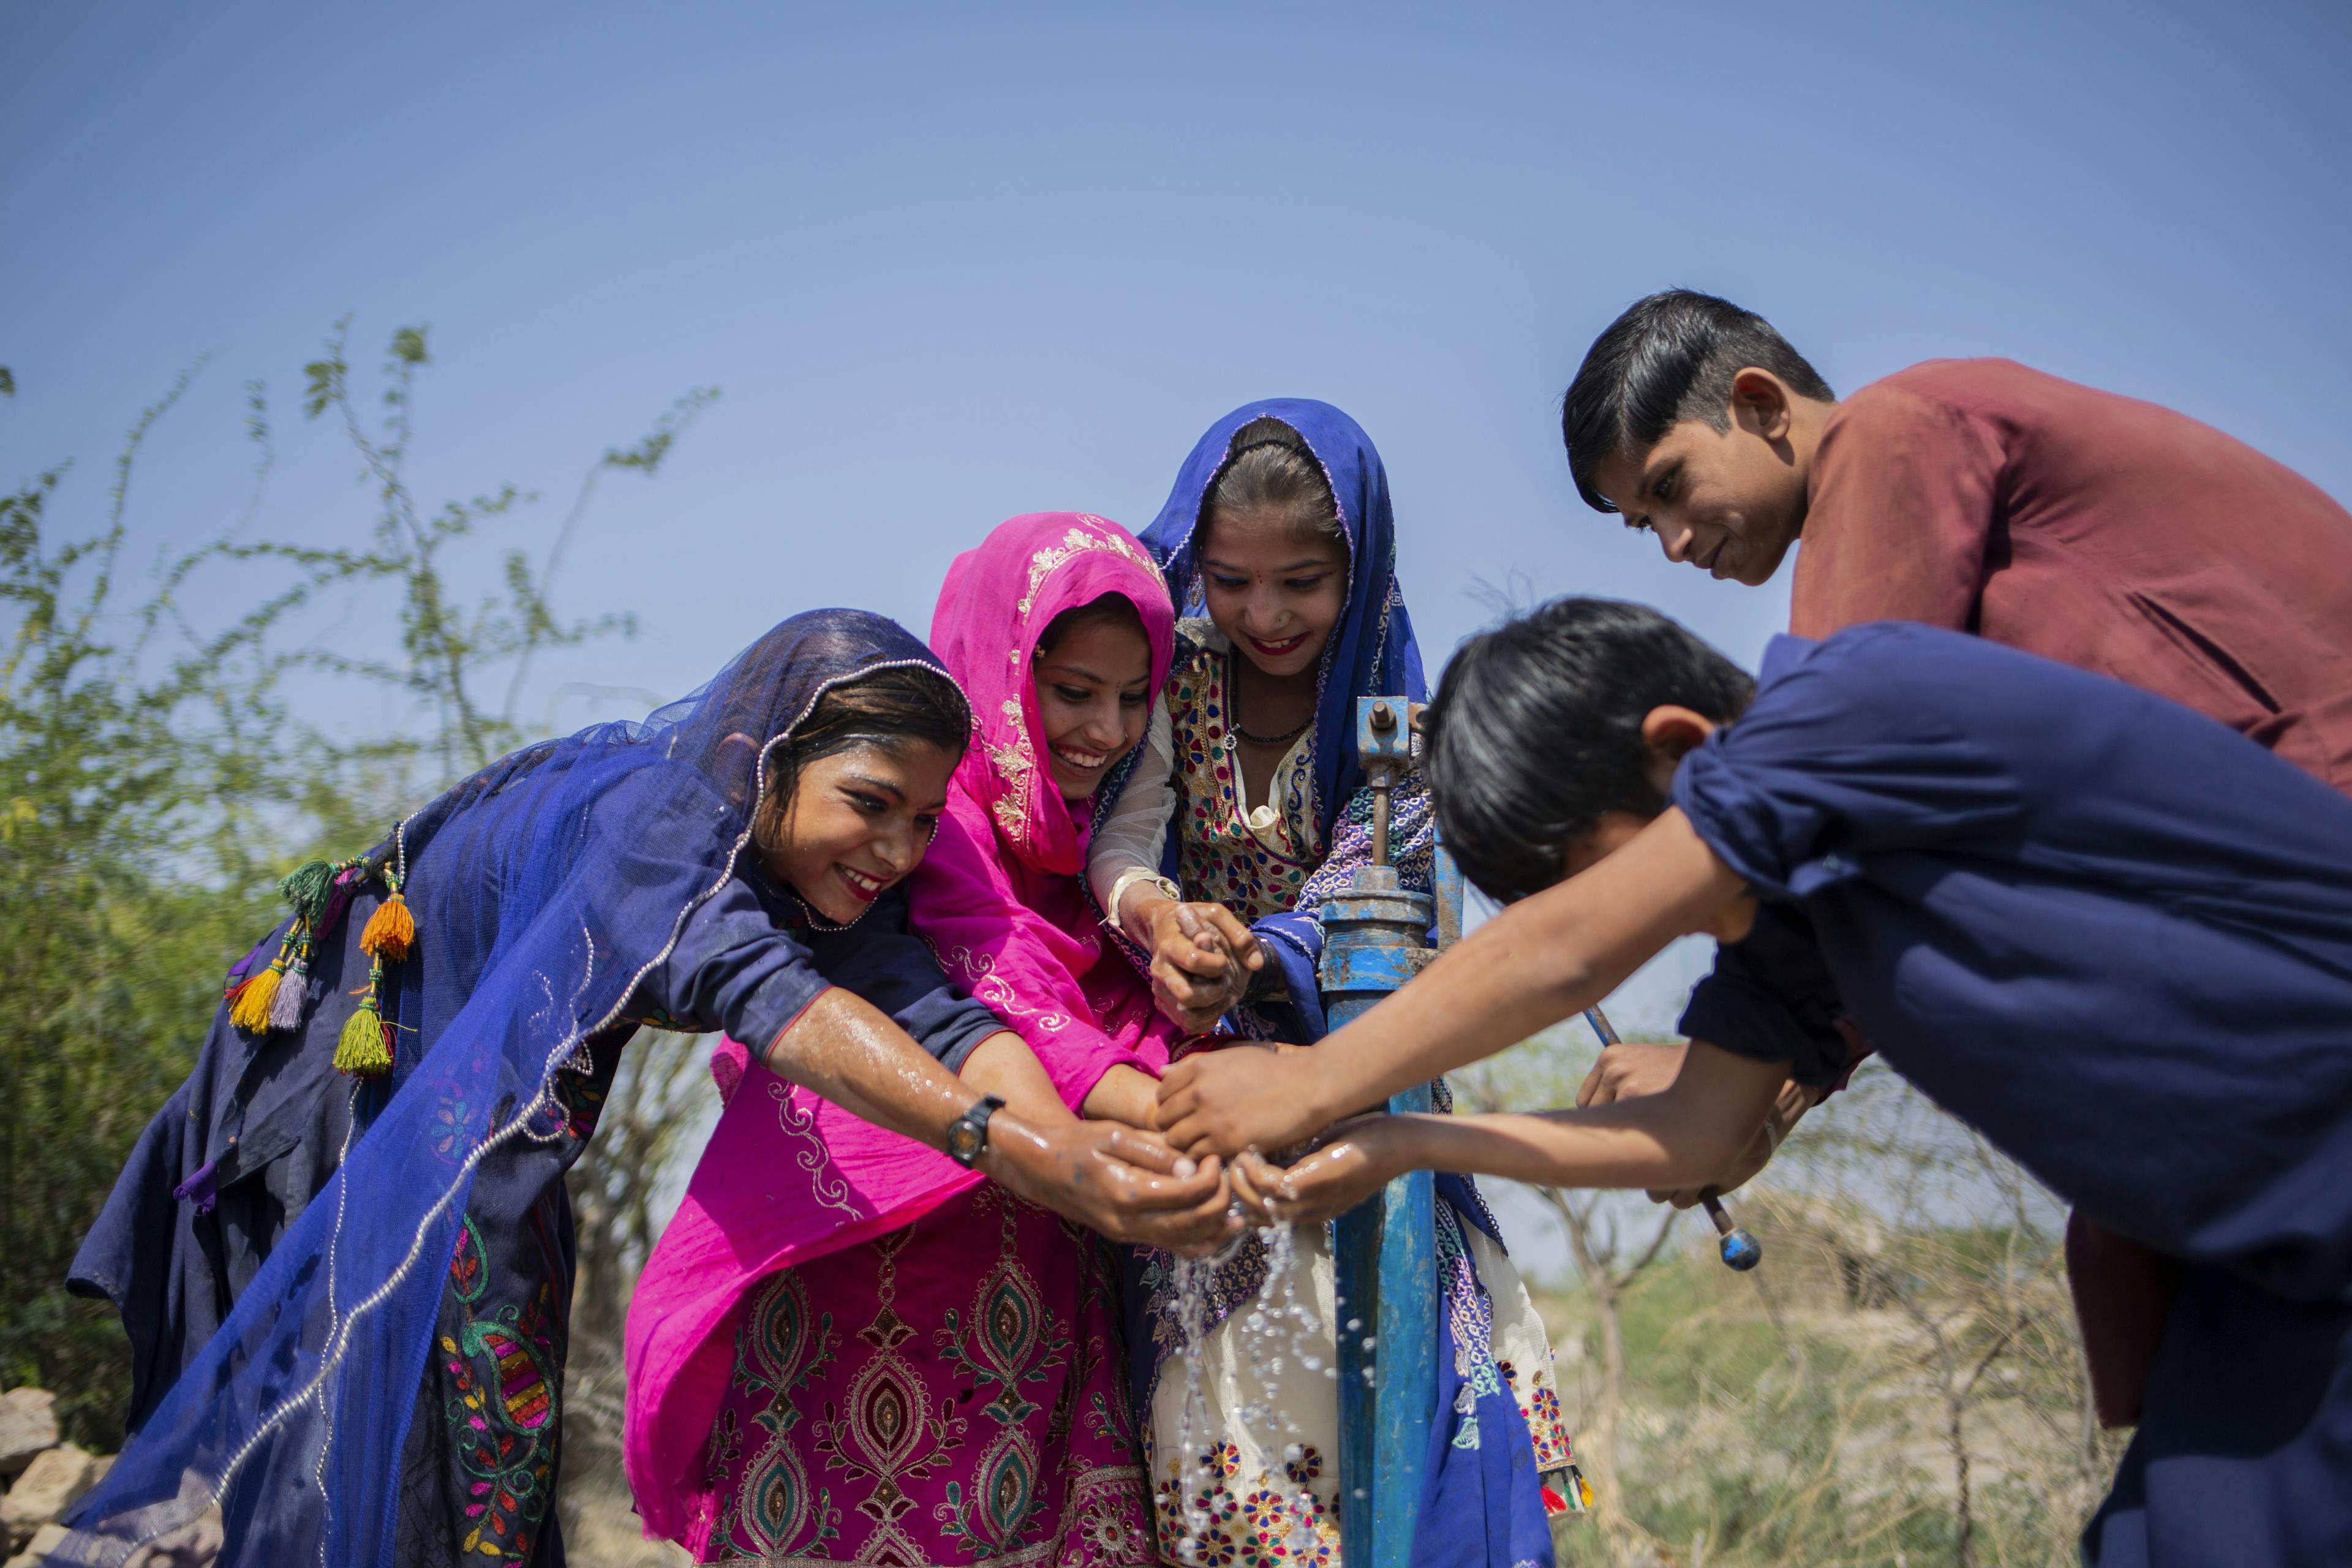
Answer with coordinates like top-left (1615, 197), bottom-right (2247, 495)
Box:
top-left (947, 1094), bottom-right (1006, 1169)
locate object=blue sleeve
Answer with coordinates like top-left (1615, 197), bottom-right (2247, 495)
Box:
top-left (802, 890), bottom-right (1005, 1071)
top-left (1677, 903), bottom-right (1851, 1088)
top-left (639, 875), bottom-right (834, 1052)
top-left (1671, 628), bottom-right (2027, 900)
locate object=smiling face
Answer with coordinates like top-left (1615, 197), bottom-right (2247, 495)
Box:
top-left (1588, 369), bottom-right (1825, 587)
top-left (761, 739), bottom-right (956, 923)
top-left (1032, 601), bottom-right (1152, 801)
top-left (1197, 507), bottom-right (1348, 679)
top-left (1591, 419), bottom-right (1812, 586)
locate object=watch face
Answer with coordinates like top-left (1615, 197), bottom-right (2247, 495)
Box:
top-left (948, 1120), bottom-right (982, 1163)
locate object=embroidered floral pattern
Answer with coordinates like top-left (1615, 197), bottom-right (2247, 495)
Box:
top-left (1150, 1444), bottom-right (1339, 1568)
top-left (768, 1078), bottom-right (863, 1216)
top-left (1498, 1360), bottom-right (1573, 1475)
top-left (1018, 521), bottom-right (1154, 616)
top-left (1163, 646), bottom-right (1321, 924)
top-left (940, 943), bottom-right (1076, 1036)
top-left (989, 696), bottom-right (1043, 844)
top-left (439, 1226), bottom-right (562, 1562)
top-left (693, 1187), bottom-right (1153, 1565)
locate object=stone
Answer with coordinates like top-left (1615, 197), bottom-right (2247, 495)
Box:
top-left (121, 1507), bottom-right (222, 1567)
top-left (4, 1522), bottom-right (68, 1568)
top-left (2, 1446), bottom-right (96, 1550)
top-left (0, 1394), bottom-right (56, 1480)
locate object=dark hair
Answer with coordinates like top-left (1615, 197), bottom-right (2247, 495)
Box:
top-left (753, 664), bottom-right (968, 852)
top-left (1424, 597), bottom-right (1754, 902)
top-left (1202, 415), bottom-right (1341, 540)
top-left (1037, 591), bottom-right (1145, 656)
top-left (1560, 290), bottom-right (1834, 513)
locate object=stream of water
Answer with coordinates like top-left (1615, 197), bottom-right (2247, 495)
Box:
top-left (1161, 1219), bottom-right (1365, 1565)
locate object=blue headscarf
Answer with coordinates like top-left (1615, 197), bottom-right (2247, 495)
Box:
top-left (1135, 399), bottom-right (1428, 1037)
top-left (62, 610), bottom-right (963, 1568)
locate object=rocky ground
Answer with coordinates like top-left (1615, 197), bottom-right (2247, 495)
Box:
top-left (0, 1389), bottom-right (217, 1568)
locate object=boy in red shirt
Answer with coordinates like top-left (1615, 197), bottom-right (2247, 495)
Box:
top-left (1562, 290), bottom-right (2352, 786)
top-left (1555, 289), bottom-right (2352, 1426)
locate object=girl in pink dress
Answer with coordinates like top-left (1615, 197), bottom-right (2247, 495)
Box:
top-left (628, 514), bottom-right (1188, 1566)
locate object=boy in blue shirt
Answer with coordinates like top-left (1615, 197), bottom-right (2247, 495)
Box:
top-left (1157, 598), bottom-right (2352, 1567)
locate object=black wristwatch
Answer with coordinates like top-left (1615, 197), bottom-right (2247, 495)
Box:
top-left (946, 1095), bottom-right (1006, 1169)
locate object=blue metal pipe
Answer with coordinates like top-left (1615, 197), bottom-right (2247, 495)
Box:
top-left (1324, 695), bottom-right (1447, 1565)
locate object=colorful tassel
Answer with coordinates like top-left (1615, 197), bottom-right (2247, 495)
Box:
top-left (361, 880), bottom-right (414, 962)
top-left (335, 997), bottom-right (394, 1077)
top-left (228, 961), bottom-right (283, 1033)
top-left (277, 859), bottom-right (339, 927)
top-left (336, 950), bottom-right (396, 1076)
top-left (268, 926), bottom-right (313, 1032)
top-left (228, 922), bottom-right (300, 1033)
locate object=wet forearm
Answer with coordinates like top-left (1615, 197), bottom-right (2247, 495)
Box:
top-left (762, 987), bottom-right (992, 1151)
top-left (959, 1030), bottom-right (1077, 1128)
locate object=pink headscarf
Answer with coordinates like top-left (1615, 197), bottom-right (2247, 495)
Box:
top-left (913, 511), bottom-right (1180, 1104)
top-left (622, 514), bottom-right (1179, 1542)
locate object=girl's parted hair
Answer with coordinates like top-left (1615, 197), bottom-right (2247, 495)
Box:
top-left (1424, 597), bottom-right (1754, 903)
top-left (1202, 415), bottom-right (1343, 540)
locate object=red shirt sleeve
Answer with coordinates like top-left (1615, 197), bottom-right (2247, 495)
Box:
top-left (1790, 379), bottom-right (2007, 638)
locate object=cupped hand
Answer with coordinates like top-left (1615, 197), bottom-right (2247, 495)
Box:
top-left (995, 1118), bottom-right (1240, 1254)
top-left (1156, 1046), bottom-right (1326, 1161)
top-left (1227, 1120), bottom-right (1399, 1226)
top-left (1146, 900), bottom-right (1262, 1032)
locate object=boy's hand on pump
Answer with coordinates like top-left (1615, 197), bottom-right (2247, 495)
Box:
top-left (1646, 1077), bottom-right (1814, 1208)
top-left (1578, 1038), bottom-right (1817, 1207)
top-left (1578, 1040), bottom-right (1690, 1107)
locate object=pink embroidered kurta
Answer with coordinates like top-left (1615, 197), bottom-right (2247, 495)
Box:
top-left (629, 514), bottom-right (1183, 1566)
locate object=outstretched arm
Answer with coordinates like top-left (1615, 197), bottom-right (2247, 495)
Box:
top-left (1229, 1039), bottom-right (1789, 1224)
top-left (1156, 807), bottom-right (1754, 1159)
top-left (766, 989), bottom-right (1233, 1251)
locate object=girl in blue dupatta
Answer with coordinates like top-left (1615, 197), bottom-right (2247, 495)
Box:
top-left (1086, 402), bottom-right (1577, 1566)
top-left (62, 610), bottom-right (1224, 1568)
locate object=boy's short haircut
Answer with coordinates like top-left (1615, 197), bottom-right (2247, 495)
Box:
top-left (1425, 597), bottom-right (1755, 903)
top-left (1561, 290), bottom-right (1836, 514)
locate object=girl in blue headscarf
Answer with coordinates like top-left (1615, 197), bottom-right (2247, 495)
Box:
top-left (1087, 404), bottom-right (1577, 1565)
top-left (64, 609), bottom-right (1226, 1568)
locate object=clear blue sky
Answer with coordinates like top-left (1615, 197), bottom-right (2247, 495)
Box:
top-left (9, 0), bottom-right (2348, 722)
top-left (9, 0), bottom-right (2346, 1267)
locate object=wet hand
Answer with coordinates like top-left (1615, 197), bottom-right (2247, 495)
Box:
top-left (1145, 900), bottom-right (1262, 1032)
top-left (1155, 1046), bottom-right (1325, 1161)
top-left (1228, 1120), bottom-right (1400, 1226)
top-left (994, 1118), bottom-right (1239, 1253)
